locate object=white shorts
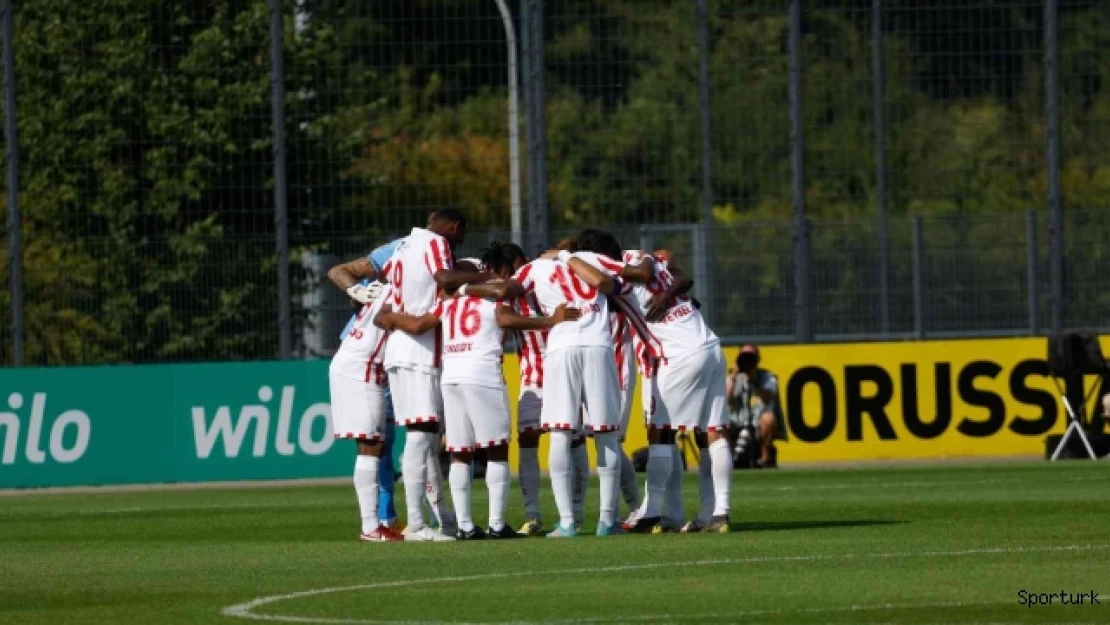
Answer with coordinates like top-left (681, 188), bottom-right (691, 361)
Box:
top-left (386, 366), bottom-right (442, 426)
top-left (443, 383), bottom-right (511, 452)
top-left (542, 346), bottom-right (620, 433)
top-left (329, 373), bottom-right (388, 441)
top-left (518, 386), bottom-right (543, 433)
top-left (648, 345), bottom-right (729, 433)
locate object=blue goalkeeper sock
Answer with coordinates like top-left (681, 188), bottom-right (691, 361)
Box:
top-left (378, 419), bottom-right (397, 521)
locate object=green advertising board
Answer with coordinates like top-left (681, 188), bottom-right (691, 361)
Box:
top-left (0, 360), bottom-right (401, 489)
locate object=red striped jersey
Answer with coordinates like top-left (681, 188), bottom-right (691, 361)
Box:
top-left (382, 228), bottom-right (453, 372)
top-left (515, 292), bottom-right (548, 389)
top-left (622, 250), bottom-right (718, 362)
top-left (510, 251), bottom-right (623, 355)
top-left (329, 285), bottom-right (394, 385)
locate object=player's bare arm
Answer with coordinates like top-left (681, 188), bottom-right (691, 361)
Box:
top-left (433, 268), bottom-right (493, 292)
top-left (621, 255), bottom-right (654, 283)
top-left (374, 303), bottom-right (439, 335)
top-left (463, 279), bottom-right (526, 301)
top-left (646, 261), bottom-right (695, 322)
top-left (496, 304), bottom-right (581, 331)
top-left (328, 257), bottom-right (376, 290)
top-left (566, 256), bottom-right (617, 294)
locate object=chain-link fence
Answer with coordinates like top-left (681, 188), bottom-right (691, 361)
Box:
top-left (2, 0), bottom-right (1109, 367)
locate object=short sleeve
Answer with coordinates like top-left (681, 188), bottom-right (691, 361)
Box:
top-left (512, 263), bottom-right (536, 293)
top-left (592, 254), bottom-right (627, 276)
top-left (368, 240), bottom-right (399, 274)
top-left (762, 373), bottom-right (779, 395)
top-left (425, 237), bottom-right (453, 274)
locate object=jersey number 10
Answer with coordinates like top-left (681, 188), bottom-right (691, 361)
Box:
top-left (550, 265), bottom-right (596, 302)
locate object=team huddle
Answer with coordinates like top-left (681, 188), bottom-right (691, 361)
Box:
top-left (327, 209), bottom-right (733, 541)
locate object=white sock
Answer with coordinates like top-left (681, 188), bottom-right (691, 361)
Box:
top-left (709, 438), bottom-right (733, 517)
top-left (619, 447), bottom-right (640, 510)
top-left (486, 460), bottom-right (510, 531)
top-left (448, 462), bottom-right (473, 532)
top-left (665, 445), bottom-right (685, 524)
top-left (571, 441), bottom-right (589, 525)
top-left (354, 455), bottom-right (380, 533)
top-left (642, 444), bottom-right (672, 518)
top-left (519, 446), bottom-right (542, 521)
top-left (402, 430), bottom-right (432, 530)
top-left (548, 430), bottom-right (575, 527)
top-left (424, 440), bottom-right (446, 526)
top-left (593, 432), bottom-right (621, 527)
top-left (696, 447), bottom-right (713, 523)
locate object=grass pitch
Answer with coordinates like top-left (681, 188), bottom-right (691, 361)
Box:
top-left (2, 461), bottom-right (1109, 625)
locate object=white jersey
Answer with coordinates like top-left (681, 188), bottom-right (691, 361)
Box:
top-left (622, 250), bottom-right (718, 362)
top-left (432, 295), bottom-right (505, 389)
top-left (329, 284), bottom-right (393, 384)
top-left (511, 251), bottom-right (624, 355)
top-left (382, 227), bottom-right (454, 371)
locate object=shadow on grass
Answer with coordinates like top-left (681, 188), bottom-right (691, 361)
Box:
top-left (732, 519), bottom-right (903, 532)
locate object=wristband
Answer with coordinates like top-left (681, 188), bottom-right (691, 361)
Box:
top-left (557, 250), bottom-right (572, 263)
top-left (458, 284), bottom-right (469, 296)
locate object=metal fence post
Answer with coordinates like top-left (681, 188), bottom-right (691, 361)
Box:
top-left (269, 0), bottom-right (292, 359)
top-left (1027, 209), bottom-right (1039, 335)
top-left (493, 0), bottom-right (523, 248)
top-left (911, 215), bottom-right (925, 339)
top-left (789, 0), bottom-right (812, 342)
top-left (522, 0), bottom-right (548, 253)
top-left (2, 0), bottom-right (22, 366)
top-left (872, 0), bottom-right (891, 335)
top-left (1045, 0), bottom-right (1063, 333)
top-left (695, 0), bottom-right (715, 326)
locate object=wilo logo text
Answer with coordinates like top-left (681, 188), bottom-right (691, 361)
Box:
top-left (0, 392), bottom-right (91, 465)
top-left (191, 386), bottom-right (332, 459)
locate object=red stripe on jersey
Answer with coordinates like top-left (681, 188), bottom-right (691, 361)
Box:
top-left (365, 332), bottom-right (389, 383)
top-left (596, 255), bottom-right (626, 275)
top-left (528, 330), bottom-right (545, 387)
top-left (514, 263), bottom-right (535, 293)
top-left (433, 324), bottom-right (443, 369)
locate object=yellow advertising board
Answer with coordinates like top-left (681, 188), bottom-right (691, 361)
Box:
top-left (502, 337), bottom-right (1097, 467)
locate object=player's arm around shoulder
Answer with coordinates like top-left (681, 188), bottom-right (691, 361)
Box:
top-left (620, 252), bottom-right (655, 284)
top-left (496, 303), bottom-right (581, 331)
top-left (375, 302), bottom-right (439, 335)
top-left (547, 250), bottom-right (617, 294)
top-left (461, 279), bottom-right (525, 301)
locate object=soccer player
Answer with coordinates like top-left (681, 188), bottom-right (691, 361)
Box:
top-left (579, 238), bottom-right (733, 534)
top-left (477, 246), bottom-right (638, 537)
top-left (327, 281), bottom-right (404, 542)
top-left (329, 243), bottom-right (403, 530)
top-left (473, 241), bottom-right (591, 534)
top-left (379, 209), bottom-right (487, 541)
top-left (328, 233), bottom-right (449, 532)
top-left (378, 272), bottom-right (581, 540)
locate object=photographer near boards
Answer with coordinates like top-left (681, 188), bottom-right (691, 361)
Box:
top-left (728, 344), bottom-right (784, 468)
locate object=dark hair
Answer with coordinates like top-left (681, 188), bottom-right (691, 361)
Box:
top-left (577, 229), bottom-right (622, 260)
top-left (431, 208), bottom-right (467, 229)
top-left (481, 241), bottom-right (527, 276)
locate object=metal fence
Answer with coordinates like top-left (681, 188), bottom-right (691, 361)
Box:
top-left (1, 0), bottom-right (1109, 367)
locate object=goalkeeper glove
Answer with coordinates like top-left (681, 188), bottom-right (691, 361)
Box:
top-left (346, 282), bottom-right (382, 304)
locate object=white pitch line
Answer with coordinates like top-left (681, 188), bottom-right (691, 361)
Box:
top-left (220, 544), bottom-right (1110, 625)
